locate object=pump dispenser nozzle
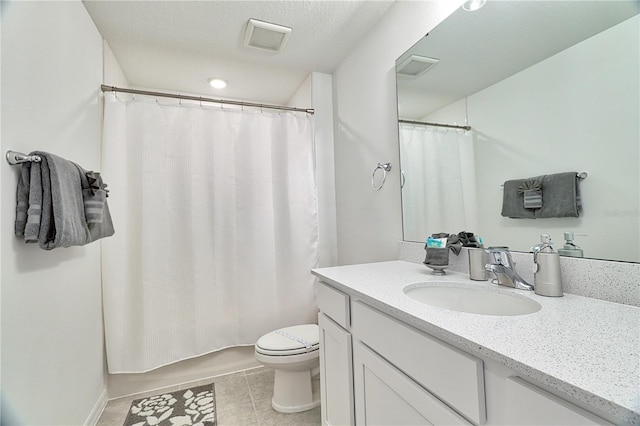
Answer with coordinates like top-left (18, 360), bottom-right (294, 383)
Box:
top-left (558, 231), bottom-right (584, 258)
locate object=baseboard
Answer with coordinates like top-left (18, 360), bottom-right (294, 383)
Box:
top-left (84, 388), bottom-right (108, 426)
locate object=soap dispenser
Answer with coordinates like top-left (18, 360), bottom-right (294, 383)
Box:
top-left (531, 234), bottom-right (563, 297)
top-left (558, 232), bottom-right (584, 258)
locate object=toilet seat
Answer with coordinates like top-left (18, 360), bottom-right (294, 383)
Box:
top-left (255, 324), bottom-right (319, 356)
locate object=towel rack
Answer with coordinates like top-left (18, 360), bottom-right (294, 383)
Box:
top-left (500, 172), bottom-right (588, 188)
top-left (372, 162), bottom-right (392, 191)
top-left (6, 151), bottom-right (41, 165)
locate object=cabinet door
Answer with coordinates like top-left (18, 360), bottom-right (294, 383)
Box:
top-left (353, 341), bottom-right (471, 426)
top-left (319, 312), bottom-right (355, 426)
top-left (504, 377), bottom-right (613, 425)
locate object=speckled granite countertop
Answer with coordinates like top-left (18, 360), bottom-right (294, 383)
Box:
top-left (312, 260), bottom-right (640, 425)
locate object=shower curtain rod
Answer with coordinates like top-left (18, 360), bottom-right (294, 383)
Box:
top-left (399, 119), bottom-right (471, 131)
top-left (100, 85), bottom-right (315, 115)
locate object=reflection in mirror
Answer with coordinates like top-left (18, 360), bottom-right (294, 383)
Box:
top-left (396, 1), bottom-right (639, 263)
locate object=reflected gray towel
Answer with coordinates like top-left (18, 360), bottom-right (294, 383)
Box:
top-left (523, 190), bottom-right (543, 209)
top-left (519, 178), bottom-right (543, 209)
top-left (535, 172), bottom-right (581, 218)
top-left (501, 179), bottom-right (536, 219)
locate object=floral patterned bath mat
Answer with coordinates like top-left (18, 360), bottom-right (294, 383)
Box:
top-left (123, 382), bottom-right (216, 426)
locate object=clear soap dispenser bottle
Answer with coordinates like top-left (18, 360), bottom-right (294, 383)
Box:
top-left (531, 234), bottom-right (563, 297)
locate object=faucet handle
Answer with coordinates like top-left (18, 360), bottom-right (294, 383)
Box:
top-left (488, 246), bottom-right (511, 266)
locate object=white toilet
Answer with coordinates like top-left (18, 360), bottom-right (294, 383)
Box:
top-left (254, 324), bottom-right (320, 413)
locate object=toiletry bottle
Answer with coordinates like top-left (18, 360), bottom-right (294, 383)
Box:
top-left (557, 231), bottom-right (584, 258)
top-left (531, 234), bottom-right (563, 297)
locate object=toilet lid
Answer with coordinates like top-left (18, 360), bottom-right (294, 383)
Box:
top-left (255, 324), bottom-right (319, 356)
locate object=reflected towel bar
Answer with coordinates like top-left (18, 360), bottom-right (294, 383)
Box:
top-left (500, 172), bottom-right (588, 188)
top-left (6, 151), bottom-right (42, 165)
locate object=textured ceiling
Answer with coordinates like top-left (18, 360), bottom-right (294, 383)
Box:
top-left (83, 0), bottom-right (395, 105)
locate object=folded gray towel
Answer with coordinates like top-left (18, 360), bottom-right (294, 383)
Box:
top-left (15, 151), bottom-right (115, 250)
top-left (535, 172), bottom-right (581, 218)
top-left (76, 163), bottom-right (115, 242)
top-left (519, 178), bottom-right (543, 209)
top-left (35, 152), bottom-right (90, 249)
top-left (424, 247), bottom-right (449, 266)
top-left (25, 162), bottom-right (44, 243)
top-left (15, 163), bottom-right (31, 237)
top-left (523, 190), bottom-right (543, 209)
top-left (501, 178), bottom-right (537, 218)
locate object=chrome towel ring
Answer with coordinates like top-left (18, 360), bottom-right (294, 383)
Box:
top-left (372, 162), bottom-right (392, 191)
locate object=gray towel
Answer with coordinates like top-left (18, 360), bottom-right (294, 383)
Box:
top-left (519, 178), bottom-right (543, 209)
top-left (501, 178), bottom-right (536, 219)
top-left (424, 247), bottom-right (449, 266)
top-left (14, 151), bottom-right (115, 250)
top-left (423, 233), bottom-right (462, 265)
top-left (75, 164), bottom-right (115, 242)
top-left (535, 172), bottom-right (581, 218)
top-left (25, 162), bottom-right (44, 242)
top-left (523, 190), bottom-right (543, 209)
top-left (36, 152), bottom-right (90, 249)
top-left (14, 163), bottom-right (31, 237)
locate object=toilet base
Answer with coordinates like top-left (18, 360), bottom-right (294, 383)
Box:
top-left (271, 368), bottom-right (320, 413)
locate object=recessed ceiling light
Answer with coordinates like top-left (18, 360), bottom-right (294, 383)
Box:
top-left (462, 0), bottom-right (486, 11)
top-left (208, 78), bottom-right (227, 89)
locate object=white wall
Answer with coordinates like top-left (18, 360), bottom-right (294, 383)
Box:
top-left (1, 2), bottom-right (106, 424)
top-left (288, 72), bottom-right (338, 268)
top-left (332, 0), bottom-right (462, 265)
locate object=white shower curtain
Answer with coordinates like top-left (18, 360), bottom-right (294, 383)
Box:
top-left (101, 93), bottom-right (319, 373)
top-left (399, 124), bottom-right (477, 242)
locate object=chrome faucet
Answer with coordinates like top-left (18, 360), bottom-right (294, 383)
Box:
top-left (485, 247), bottom-right (534, 291)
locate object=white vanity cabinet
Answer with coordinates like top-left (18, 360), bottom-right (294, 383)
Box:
top-left (317, 282), bottom-right (355, 426)
top-left (317, 281), bottom-right (484, 425)
top-left (317, 279), bottom-right (617, 426)
top-left (351, 301), bottom-right (485, 425)
top-left (353, 340), bottom-right (472, 425)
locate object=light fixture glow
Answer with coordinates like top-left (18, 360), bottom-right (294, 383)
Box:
top-left (462, 0), bottom-right (486, 11)
top-left (208, 78), bottom-right (227, 89)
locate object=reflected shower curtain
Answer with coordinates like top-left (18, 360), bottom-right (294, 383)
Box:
top-left (101, 93), bottom-right (319, 373)
top-left (399, 124), bottom-right (477, 242)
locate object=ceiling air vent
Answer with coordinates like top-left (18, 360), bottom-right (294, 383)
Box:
top-left (244, 19), bottom-right (292, 53)
top-left (396, 55), bottom-right (439, 78)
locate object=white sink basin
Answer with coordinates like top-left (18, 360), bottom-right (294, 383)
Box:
top-left (403, 283), bottom-right (541, 316)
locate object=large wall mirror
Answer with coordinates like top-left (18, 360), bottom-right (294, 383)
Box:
top-left (396, 0), bottom-right (639, 263)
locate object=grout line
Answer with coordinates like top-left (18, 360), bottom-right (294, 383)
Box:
top-left (244, 370), bottom-right (262, 426)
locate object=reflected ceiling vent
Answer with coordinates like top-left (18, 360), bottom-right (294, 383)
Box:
top-left (244, 19), bottom-right (292, 53)
top-left (396, 55), bottom-right (439, 78)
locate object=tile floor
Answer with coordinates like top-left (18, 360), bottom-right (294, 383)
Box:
top-left (97, 367), bottom-right (321, 426)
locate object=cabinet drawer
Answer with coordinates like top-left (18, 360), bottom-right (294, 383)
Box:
top-left (317, 281), bottom-right (350, 329)
top-left (352, 301), bottom-right (486, 424)
top-left (505, 376), bottom-right (613, 425)
top-left (354, 341), bottom-right (471, 425)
